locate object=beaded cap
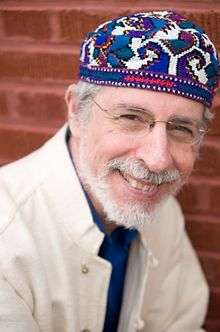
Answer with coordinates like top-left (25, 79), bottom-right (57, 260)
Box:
top-left (79, 11), bottom-right (219, 107)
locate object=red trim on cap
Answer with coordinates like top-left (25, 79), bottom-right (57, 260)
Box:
top-left (124, 75), bottom-right (175, 88)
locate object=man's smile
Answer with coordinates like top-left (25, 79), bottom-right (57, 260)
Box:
top-left (119, 170), bottom-right (159, 194)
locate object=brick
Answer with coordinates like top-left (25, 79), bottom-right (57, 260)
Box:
top-left (1, 9), bottom-right (51, 40)
top-left (16, 90), bottom-right (67, 126)
top-left (0, 91), bottom-right (8, 116)
top-left (0, 123), bottom-right (54, 162)
top-left (204, 320), bottom-right (220, 332)
top-left (0, 10), bottom-right (5, 38)
top-left (209, 92), bottom-right (220, 136)
top-left (207, 290), bottom-right (220, 320)
top-left (0, 50), bottom-right (78, 81)
top-left (199, 255), bottom-right (220, 288)
top-left (210, 186), bottom-right (220, 215)
top-left (59, 9), bottom-right (130, 43)
top-left (177, 182), bottom-right (210, 214)
top-left (194, 143), bottom-right (220, 177)
top-left (185, 218), bottom-right (220, 253)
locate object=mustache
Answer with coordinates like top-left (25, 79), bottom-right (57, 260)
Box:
top-left (106, 157), bottom-right (182, 185)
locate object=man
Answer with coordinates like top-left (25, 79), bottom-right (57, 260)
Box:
top-left (0, 10), bottom-right (219, 332)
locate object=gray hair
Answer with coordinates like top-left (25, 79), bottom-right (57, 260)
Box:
top-left (66, 81), bottom-right (102, 124)
top-left (203, 106), bottom-right (214, 123)
top-left (66, 80), bottom-right (214, 126)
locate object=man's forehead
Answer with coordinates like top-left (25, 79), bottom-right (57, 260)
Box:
top-left (96, 86), bottom-right (204, 119)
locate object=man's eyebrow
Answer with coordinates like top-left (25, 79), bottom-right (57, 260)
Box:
top-left (170, 115), bottom-right (200, 124)
top-left (116, 103), bottom-right (152, 113)
top-left (115, 105), bottom-right (200, 123)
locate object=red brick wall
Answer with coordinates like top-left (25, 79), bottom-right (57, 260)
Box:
top-left (0, 1), bottom-right (220, 330)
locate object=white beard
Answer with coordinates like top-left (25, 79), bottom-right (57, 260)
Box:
top-left (80, 164), bottom-right (157, 230)
top-left (76, 135), bottom-right (180, 230)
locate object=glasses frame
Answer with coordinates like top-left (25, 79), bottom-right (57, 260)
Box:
top-left (91, 98), bottom-right (208, 145)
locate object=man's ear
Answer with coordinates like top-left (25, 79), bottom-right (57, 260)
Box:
top-left (65, 84), bottom-right (81, 138)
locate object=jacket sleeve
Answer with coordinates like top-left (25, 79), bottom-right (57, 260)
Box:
top-left (146, 228), bottom-right (209, 332)
top-left (143, 199), bottom-right (209, 332)
top-left (0, 272), bottom-right (40, 332)
top-left (164, 230), bottom-right (209, 332)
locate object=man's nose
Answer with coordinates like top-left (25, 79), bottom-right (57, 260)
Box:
top-left (134, 125), bottom-right (174, 173)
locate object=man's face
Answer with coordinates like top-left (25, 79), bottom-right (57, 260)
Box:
top-left (69, 87), bottom-right (204, 229)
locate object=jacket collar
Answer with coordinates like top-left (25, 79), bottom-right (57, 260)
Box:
top-left (38, 124), bottom-right (104, 255)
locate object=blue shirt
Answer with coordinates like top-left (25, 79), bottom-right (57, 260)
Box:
top-left (87, 195), bottom-right (138, 332)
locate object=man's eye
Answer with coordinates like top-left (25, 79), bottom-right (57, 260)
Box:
top-left (118, 114), bottom-right (144, 122)
top-left (170, 123), bottom-right (194, 136)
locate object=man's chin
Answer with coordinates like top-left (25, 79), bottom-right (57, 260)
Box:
top-left (87, 174), bottom-right (180, 229)
top-left (101, 195), bottom-right (167, 230)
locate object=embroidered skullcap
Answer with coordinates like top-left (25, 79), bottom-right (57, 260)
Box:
top-left (79, 11), bottom-right (219, 107)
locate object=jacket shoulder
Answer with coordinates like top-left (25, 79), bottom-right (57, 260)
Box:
top-left (0, 125), bottom-right (69, 236)
top-left (0, 148), bottom-right (47, 234)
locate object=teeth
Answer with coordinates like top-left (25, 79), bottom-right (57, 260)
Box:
top-left (121, 172), bottom-right (157, 193)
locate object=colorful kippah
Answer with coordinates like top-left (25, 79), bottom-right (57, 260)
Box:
top-left (79, 11), bottom-right (219, 107)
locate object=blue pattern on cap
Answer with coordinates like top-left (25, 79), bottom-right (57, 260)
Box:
top-left (79, 11), bottom-right (220, 107)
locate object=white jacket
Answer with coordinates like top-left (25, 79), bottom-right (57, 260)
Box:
top-left (0, 125), bottom-right (209, 332)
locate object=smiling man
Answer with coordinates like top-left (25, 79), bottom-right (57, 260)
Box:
top-left (0, 10), bottom-right (219, 332)
top-left (69, 87), bottom-right (204, 231)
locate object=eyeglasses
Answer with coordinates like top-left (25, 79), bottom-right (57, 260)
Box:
top-left (92, 98), bottom-right (208, 145)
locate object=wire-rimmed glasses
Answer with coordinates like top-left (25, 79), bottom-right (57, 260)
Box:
top-left (92, 98), bottom-right (208, 145)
